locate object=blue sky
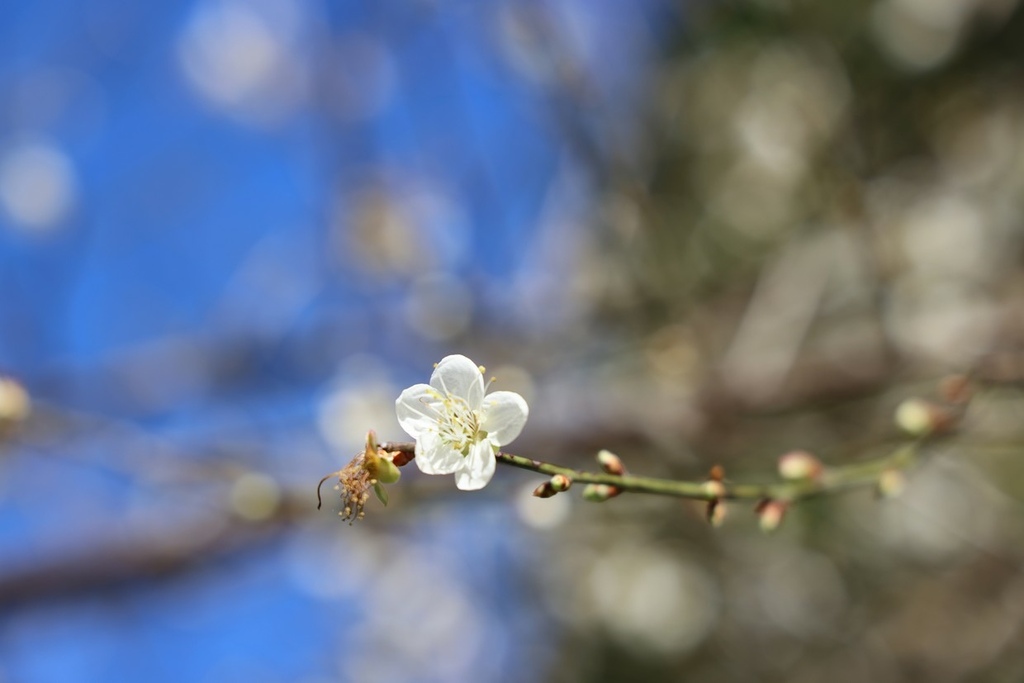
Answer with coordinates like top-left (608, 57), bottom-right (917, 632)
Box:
top-left (0, 1), bottom-right (669, 680)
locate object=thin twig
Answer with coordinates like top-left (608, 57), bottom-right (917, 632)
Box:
top-left (379, 439), bottom-right (923, 503)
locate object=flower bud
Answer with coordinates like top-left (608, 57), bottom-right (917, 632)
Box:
top-left (877, 468), bottom-right (906, 498)
top-left (582, 484), bottom-right (619, 502)
top-left (895, 399), bottom-right (932, 436)
top-left (707, 499), bottom-right (727, 527)
top-left (533, 482), bottom-right (557, 498)
top-left (757, 499), bottom-right (787, 532)
top-left (596, 450), bottom-right (625, 475)
top-left (549, 474), bottom-right (572, 492)
top-left (777, 450), bottom-right (822, 481)
top-left (895, 398), bottom-right (949, 437)
top-left (702, 479), bottom-right (726, 500)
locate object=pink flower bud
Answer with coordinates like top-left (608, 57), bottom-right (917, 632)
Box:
top-left (706, 499), bottom-right (727, 527)
top-left (596, 450), bottom-right (626, 475)
top-left (757, 499), bottom-right (787, 532)
top-left (895, 399), bottom-right (954, 437)
top-left (549, 474), bottom-right (572, 492)
top-left (702, 479), bottom-right (726, 500)
top-left (582, 484), bottom-right (619, 502)
top-left (777, 450), bottom-right (822, 481)
top-left (533, 482), bottom-right (557, 498)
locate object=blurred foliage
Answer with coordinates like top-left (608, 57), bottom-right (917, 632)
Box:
top-left (514, 1), bottom-right (1024, 682)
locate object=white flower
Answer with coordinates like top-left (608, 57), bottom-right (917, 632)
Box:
top-left (396, 354), bottom-right (529, 490)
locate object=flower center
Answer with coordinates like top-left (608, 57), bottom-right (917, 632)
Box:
top-left (436, 394), bottom-right (483, 455)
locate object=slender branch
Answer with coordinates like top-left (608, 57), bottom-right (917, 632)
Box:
top-left (379, 439), bottom-right (922, 503)
top-left (315, 377), bottom-right (976, 528)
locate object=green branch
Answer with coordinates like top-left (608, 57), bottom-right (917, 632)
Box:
top-left (321, 377), bottom-right (971, 528)
top-left (379, 439), bottom-right (921, 503)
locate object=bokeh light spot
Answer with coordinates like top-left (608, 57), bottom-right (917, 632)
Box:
top-left (0, 140), bottom-right (77, 231)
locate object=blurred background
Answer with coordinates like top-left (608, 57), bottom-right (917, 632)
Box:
top-left (3, 0), bottom-right (1024, 681)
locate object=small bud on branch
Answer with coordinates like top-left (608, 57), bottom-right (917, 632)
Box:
top-left (702, 480), bottom-right (726, 499)
top-left (757, 499), bottom-right (787, 532)
top-left (707, 499), bottom-right (727, 527)
top-left (533, 482), bottom-right (557, 498)
top-left (596, 450), bottom-right (626, 475)
top-left (582, 484), bottom-right (620, 502)
top-left (549, 474), bottom-right (572, 492)
top-left (895, 398), bottom-right (953, 437)
top-left (777, 450), bottom-right (823, 481)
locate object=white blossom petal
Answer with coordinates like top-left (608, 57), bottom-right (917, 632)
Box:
top-left (395, 354), bottom-right (530, 491)
top-left (454, 440), bottom-right (496, 491)
top-left (415, 431), bottom-right (464, 475)
top-left (396, 383), bottom-right (443, 438)
top-left (482, 391), bottom-right (529, 446)
top-left (429, 354), bottom-right (485, 410)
